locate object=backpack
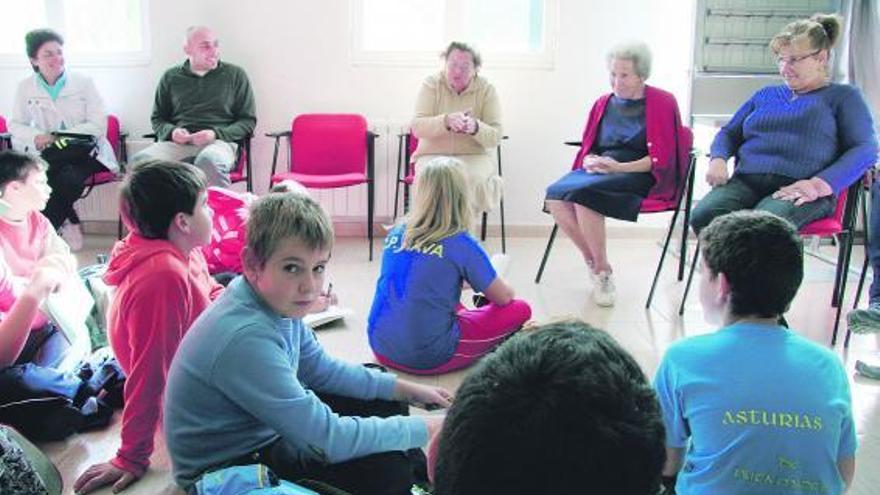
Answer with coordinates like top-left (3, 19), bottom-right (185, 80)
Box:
top-left (0, 424), bottom-right (62, 495)
top-left (0, 349), bottom-right (125, 442)
top-left (195, 464), bottom-right (330, 495)
top-left (202, 187), bottom-right (256, 275)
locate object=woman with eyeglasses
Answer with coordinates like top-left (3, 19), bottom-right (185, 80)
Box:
top-left (411, 41), bottom-right (503, 217)
top-left (689, 13), bottom-right (877, 233)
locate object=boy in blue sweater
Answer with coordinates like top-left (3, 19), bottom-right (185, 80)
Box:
top-left (164, 192), bottom-right (451, 494)
top-left (655, 211), bottom-right (856, 495)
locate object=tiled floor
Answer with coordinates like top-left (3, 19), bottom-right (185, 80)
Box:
top-left (43, 231), bottom-right (880, 494)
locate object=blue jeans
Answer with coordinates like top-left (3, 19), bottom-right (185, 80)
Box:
top-left (1, 324), bottom-right (81, 402)
top-left (868, 180), bottom-right (880, 303)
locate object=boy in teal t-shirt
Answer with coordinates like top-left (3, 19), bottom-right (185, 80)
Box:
top-left (654, 211), bottom-right (857, 495)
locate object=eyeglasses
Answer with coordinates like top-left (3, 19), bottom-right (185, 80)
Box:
top-left (775, 50), bottom-right (821, 66)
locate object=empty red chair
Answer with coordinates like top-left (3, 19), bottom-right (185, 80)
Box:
top-left (267, 114), bottom-right (377, 260)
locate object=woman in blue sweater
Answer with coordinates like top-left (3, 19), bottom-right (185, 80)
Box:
top-left (690, 13), bottom-right (878, 233)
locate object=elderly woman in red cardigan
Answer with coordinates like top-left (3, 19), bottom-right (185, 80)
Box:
top-left (545, 42), bottom-right (684, 307)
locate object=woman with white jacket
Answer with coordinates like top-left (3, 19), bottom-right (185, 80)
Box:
top-left (10, 29), bottom-right (118, 249)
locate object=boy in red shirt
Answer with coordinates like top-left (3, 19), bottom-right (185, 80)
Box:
top-left (74, 160), bottom-right (223, 493)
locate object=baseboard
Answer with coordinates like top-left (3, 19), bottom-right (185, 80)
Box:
top-left (81, 219), bottom-right (684, 240)
top-left (82, 221), bottom-right (122, 237)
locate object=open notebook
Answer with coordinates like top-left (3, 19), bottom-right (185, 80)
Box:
top-left (303, 306), bottom-right (353, 329)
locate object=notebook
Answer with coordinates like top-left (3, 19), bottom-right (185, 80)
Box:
top-left (303, 306), bottom-right (353, 329)
top-left (42, 275), bottom-right (94, 371)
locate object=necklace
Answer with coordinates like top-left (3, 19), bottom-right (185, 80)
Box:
top-left (789, 80), bottom-right (830, 101)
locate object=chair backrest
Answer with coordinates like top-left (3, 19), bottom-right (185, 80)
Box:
top-left (230, 137), bottom-right (250, 176)
top-left (406, 132), bottom-right (419, 159)
top-left (290, 114), bottom-right (368, 176)
top-left (0, 115), bottom-right (8, 151)
top-left (106, 114), bottom-right (121, 159)
top-left (641, 126), bottom-right (694, 213)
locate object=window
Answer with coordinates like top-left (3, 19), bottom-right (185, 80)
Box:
top-left (0, 0), bottom-right (150, 66)
top-left (351, 0), bottom-right (558, 68)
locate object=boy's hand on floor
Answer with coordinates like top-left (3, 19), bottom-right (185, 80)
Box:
top-left (394, 380), bottom-right (454, 409)
top-left (74, 462), bottom-right (140, 494)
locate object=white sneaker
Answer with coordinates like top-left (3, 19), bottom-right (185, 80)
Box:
top-left (593, 271), bottom-right (616, 307)
top-left (60, 221), bottom-right (84, 251)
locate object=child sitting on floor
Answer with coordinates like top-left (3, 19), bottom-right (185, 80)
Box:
top-left (0, 150), bottom-right (77, 371)
top-left (164, 191), bottom-right (451, 495)
top-left (368, 156), bottom-right (530, 374)
top-left (654, 210), bottom-right (857, 495)
top-left (74, 160), bottom-right (225, 494)
top-left (430, 320), bottom-right (666, 494)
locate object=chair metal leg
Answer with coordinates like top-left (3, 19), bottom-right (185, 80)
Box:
top-left (855, 255), bottom-right (870, 309)
top-left (679, 240), bottom-right (700, 315)
top-left (646, 205), bottom-right (683, 308)
top-left (481, 212), bottom-right (488, 242)
top-left (117, 215), bottom-right (123, 240)
top-left (535, 224), bottom-right (558, 284)
top-left (499, 198), bottom-right (507, 254)
top-left (393, 136), bottom-right (403, 221)
top-left (831, 234), bottom-right (847, 308)
top-left (496, 142), bottom-right (506, 253)
top-left (832, 231), bottom-right (854, 346)
top-left (678, 167), bottom-right (695, 281)
top-left (853, 193), bottom-right (871, 307)
top-left (368, 180), bottom-right (375, 261)
top-left (403, 183), bottom-right (411, 215)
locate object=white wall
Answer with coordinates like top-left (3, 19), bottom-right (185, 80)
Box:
top-left (0, 0), bottom-right (695, 229)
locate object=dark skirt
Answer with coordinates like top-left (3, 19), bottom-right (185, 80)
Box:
top-left (545, 170), bottom-right (655, 221)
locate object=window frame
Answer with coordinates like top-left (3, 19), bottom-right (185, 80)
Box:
top-left (349, 0), bottom-right (559, 69)
top-left (0, 0), bottom-right (151, 68)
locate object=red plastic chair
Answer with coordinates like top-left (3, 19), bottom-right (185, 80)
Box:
top-left (534, 126), bottom-right (696, 310)
top-left (678, 176), bottom-right (865, 346)
top-left (228, 137), bottom-right (253, 192)
top-left (77, 115), bottom-right (128, 238)
top-left (393, 132), bottom-right (509, 252)
top-left (0, 116), bottom-right (10, 150)
top-left (81, 115), bottom-right (126, 197)
top-left (267, 114), bottom-right (377, 260)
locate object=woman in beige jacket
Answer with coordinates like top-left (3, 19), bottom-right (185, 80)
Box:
top-left (411, 42), bottom-right (503, 214)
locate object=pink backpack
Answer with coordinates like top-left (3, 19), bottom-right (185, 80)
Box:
top-left (202, 187), bottom-right (256, 274)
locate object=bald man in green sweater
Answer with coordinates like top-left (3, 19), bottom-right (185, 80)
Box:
top-left (133, 26), bottom-right (256, 187)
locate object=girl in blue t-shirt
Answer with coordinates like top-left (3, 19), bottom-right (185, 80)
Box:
top-left (368, 157), bottom-right (531, 374)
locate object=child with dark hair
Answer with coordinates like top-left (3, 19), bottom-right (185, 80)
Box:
top-left (0, 150), bottom-right (76, 370)
top-left (655, 210), bottom-right (857, 494)
top-left (432, 320), bottom-right (666, 495)
top-left (165, 192), bottom-right (451, 495)
top-left (74, 160), bottom-right (224, 494)
top-left (11, 28), bottom-right (118, 249)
